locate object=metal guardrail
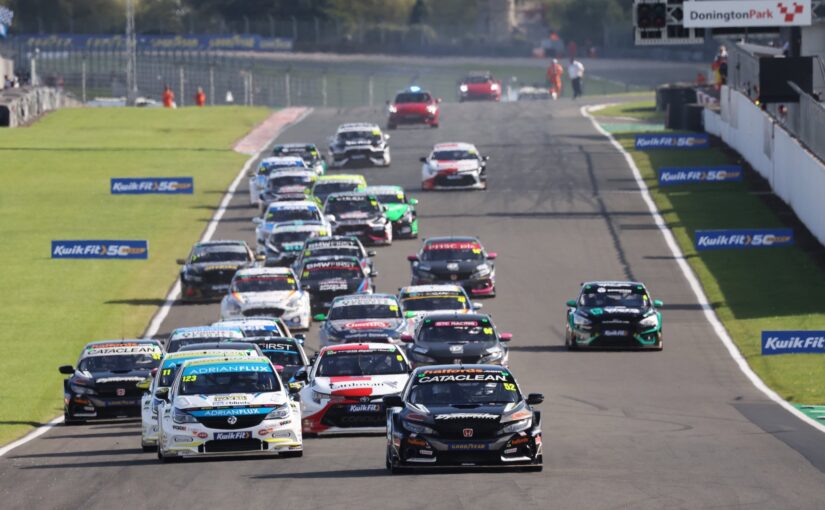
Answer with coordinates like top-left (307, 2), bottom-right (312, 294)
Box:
top-left (785, 81), bottom-right (825, 163)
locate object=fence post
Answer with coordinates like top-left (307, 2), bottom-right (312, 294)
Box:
top-left (179, 65), bottom-right (184, 107)
top-left (249, 72), bottom-right (254, 107)
top-left (314, 17), bottom-right (320, 46)
top-left (209, 65), bottom-right (215, 105)
top-left (322, 72), bottom-right (327, 107)
top-left (368, 75), bottom-right (374, 107)
top-left (81, 55), bottom-right (87, 103)
top-left (285, 71), bottom-right (291, 107)
top-left (292, 17), bottom-right (298, 42)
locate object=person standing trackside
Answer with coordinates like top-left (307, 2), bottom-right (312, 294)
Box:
top-left (568, 58), bottom-right (585, 99)
top-left (162, 84), bottom-right (176, 108)
top-left (195, 87), bottom-right (206, 107)
top-left (546, 59), bottom-right (564, 100)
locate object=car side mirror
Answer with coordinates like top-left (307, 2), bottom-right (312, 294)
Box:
top-left (154, 387), bottom-right (170, 401)
top-left (483, 155), bottom-right (490, 161)
top-left (58, 365), bottom-right (74, 375)
top-left (653, 300), bottom-right (663, 307)
top-left (486, 252), bottom-right (497, 260)
top-left (325, 214), bottom-right (336, 223)
top-left (407, 255), bottom-right (419, 262)
top-left (252, 217), bottom-right (263, 224)
top-left (313, 313), bottom-right (327, 321)
top-left (499, 333), bottom-right (513, 342)
top-left (400, 333), bottom-right (414, 343)
top-left (293, 369), bottom-right (309, 382)
top-left (367, 250), bottom-right (377, 257)
top-left (371, 271), bottom-right (379, 277)
top-left (526, 393), bottom-right (544, 406)
top-left (419, 157), bottom-right (427, 163)
top-left (384, 134), bottom-right (390, 140)
top-left (404, 311), bottom-right (416, 319)
top-left (136, 379), bottom-right (151, 391)
top-left (176, 258), bottom-right (186, 265)
top-left (472, 302), bottom-right (483, 310)
top-left (294, 333), bottom-right (306, 343)
top-left (566, 299), bottom-right (577, 307)
top-left (288, 382), bottom-right (302, 394)
top-left (409, 198), bottom-right (418, 205)
top-left (383, 395), bottom-right (404, 408)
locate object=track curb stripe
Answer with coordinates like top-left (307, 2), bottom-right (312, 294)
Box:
top-left (582, 104), bottom-right (825, 436)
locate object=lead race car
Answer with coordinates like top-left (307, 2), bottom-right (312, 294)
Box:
top-left (420, 142), bottom-right (488, 190)
top-left (384, 365), bottom-right (543, 472)
top-left (565, 281), bottom-right (664, 350)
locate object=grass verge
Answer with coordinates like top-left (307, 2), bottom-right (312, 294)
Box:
top-left (594, 101), bottom-right (825, 404)
top-left (0, 106), bottom-right (269, 445)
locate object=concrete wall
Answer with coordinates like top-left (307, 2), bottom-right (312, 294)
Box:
top-left (0, 86), bottom-right (79, 127)
top-left (704, 86), bottom-right (825, 246)
top-left (0, 55), bottom-right (13, 88)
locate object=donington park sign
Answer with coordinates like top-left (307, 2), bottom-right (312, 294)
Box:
top-left (683, 0), bottom-right (812, 28)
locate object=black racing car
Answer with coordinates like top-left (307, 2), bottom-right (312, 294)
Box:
top-left (177, 240), bottom-right (260, 301)
top-left (384, 364), bottom-right (543, 472)
top-left (317, 294), bottom-right (412, 347)
top-left (402, 313), bottom-right (510, 367)
top-left (408, 236), bottom-right (497, 297)
top-left (239, 336), bottom-right (311, 388)
top-left (291, 235), bottom-right (376, 276)
top-left (565, 281), bottom-right (664, 350)
top-left (59, 340), bottom-right (163, 424)
top-left (324, 192), bottom-right (393, 246)
top-left (297, 255), bottom-right (375, 315)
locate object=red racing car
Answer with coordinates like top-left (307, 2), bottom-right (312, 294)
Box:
top-left (387, 86), bottom-right (440, 130)
top-left (458, 71), bottom-right (501, 102)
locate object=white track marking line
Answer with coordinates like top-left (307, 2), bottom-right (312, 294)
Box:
top-left (582, 104), bottom-right (825, 435)
top-left (0, 107), bottom-right (312, 457)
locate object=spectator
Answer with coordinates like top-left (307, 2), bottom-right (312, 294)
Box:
top-left (546, 58), bottom-right (563, 100)
top-left (3, 75), bottom-right (11, 89)
top-left (162, 85), bottom-right (175, 108)
top-left (711, 46), bottom-right (728, 89)
top-left (568, 57), bottom-right (585, 99)
top-left (195, 87), bottom-right (206, 107)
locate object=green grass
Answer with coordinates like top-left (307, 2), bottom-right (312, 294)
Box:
top-left (595, 101), bottom-right (825, 404)
top-left (0, 106), bottom-right (270, 445)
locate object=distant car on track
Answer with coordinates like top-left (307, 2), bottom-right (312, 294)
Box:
top-left (458, 71), bottom-right (502, 102)
top-left (408, 236), bottom-right (497, 297)
top-left (254, 201), bottom-right (326, 253)
top-left (178, 240), bottom-right (260, 301)
top-left (564, 281), bottom-right (664, 350)
top-left (272, 143), bottom-right (326, 176)
top-left (259, 169), bottom-right (317, 209)
top-left (365, 185), bottom-right (419, 239)
top-left (165, 326), bottom-right (245, 353)
top-left (240, 336), bottom-right (311, 388)
top-left (398, 284), bottom-right (478, 322)
top-left (309, 174), bottom-right (368, 206)
top-left (219, 267), bottom-right (311, 330)
top-left (297, 255), bottom-right (375, 315)
top-left (324, 192), bottom-right (392, 246)
top-left (420, 142), bottom-right (488, 190)
top-left (328, 123), bottom-right (391, 168)
top-left (263, 221), bottom-right (330, 267)
top-left (402, 313), bottom-right (511, 367)
top-left (316, 294), bottom-right (412, 347)
top-left (516, 86), bottom-right (551, 101)
top-left (291, 235), bottom-right (376, 278)
top-left (387, 86), bottom-right (440, 129)
top-left (212, 318), bottom-right (292, 338)
top-left (249, 156), bottom-right (308, 206)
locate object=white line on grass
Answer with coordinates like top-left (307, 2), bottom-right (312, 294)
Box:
top-left (581, 104), bottom-right (825, 435)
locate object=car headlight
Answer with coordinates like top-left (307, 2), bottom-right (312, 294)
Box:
top-left (459, 84), bottom-right (468, 92)
top-left (479, 348), bottom-right (504, 364)
top-left (499, 418), bottom-right (531, 434)
top-left (311, 390), bottom-right (329, 404)
top-left (283, 293), bottom-right (304, 310)
top-left (225, 298), bottom-right (241, 312)
top-left (639, 313), bottom-right (659, 329)
top-left (70, 382), bottom-right (97, 395)
top-left (265, 405), bottom-right (291, 420)
top-left (473, 264), bottom-right (491, 278)
top-left (426, 105), bottom-right (437, 114)
top-left (573, 313), bottom-right (591, 328)
top-left (172, 408), bottom-right (197, 424)
top-left (402, 419), bottom-right (435, 435)
top-left (490, 83), bottom-right (500, 91)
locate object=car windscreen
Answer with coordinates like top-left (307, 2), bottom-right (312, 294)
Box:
top-left (274, 147), bottom-right (314, 158)
top-left (395, 92), bottom-right (431, 103)
top-left (418, 319), bottom-right (497, 345)
top-left (409, 372), bottom-right (520, 405)
top-left (301, 263), bottom-right (362, 281)
top-left (190, 246), bottom-right (249, 263)
top-left (266, 208), bottom-right (319, 223)
top-left (314, 181), bottom-right (360, 196)
top-left (78, 354), bottom-right (159, 372)
top-left (420, 242), bottom-right (484, 261)
top-left (580, 286), bottom-right (650, 308)
top-left (464, 75), bottom-right (492, 84)
top-left (178, 363), bottom-right (279, 395)
top-left (402, 294), bottom-right (469, 312)
top-left (268, 175), bottom-right (312, 189)
top-left (372, 191), bottom-right (405, 204)
top-left (325, 196), bottom-right (380, 215)
top-left (168, 336), bottom-right (236, 352)
top-left (432, 150), bottom-right (478, 161)
top-left (257, 345), bottom-right (303, 378)
top-left (316, 350), bottom-right (407, 376)
top-left (338, 131), bottom-right (380, 142)
top-left (328, 302), bottom-right (401, 320)
top-left (231, 276), bottom-right (296, 293)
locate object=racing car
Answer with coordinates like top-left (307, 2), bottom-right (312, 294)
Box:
top-left (296, 343), bottom-right (412, 435)
top-left (212, 317), bottom-right (292, 338)
top-left (178, 240), bottom-right (261, 302)
top-left (328, 123), bottom-right (391, 168)
top-left (219, 267), bottom-right (311, 330)
top-left (254, 201), bottom-right (327, 253)
top-left (384, 365), bottom-right (543, 472)
top-left (516, 86), bottom-right (552, 101)
top-left (291, 235), bottom-right (376, 277)
top-left (365, 185), bottom-right (419, 239)
top-left (165, 326), bottom-right (245, 353)
top-left (59, 339), bottom-right (163, 424)
top-left (387, 86), bottom-right (440, 129)
top-left (323, 192), bottom-right (392, 246)
top-left (309, 174), bottom-right (368, 207)
top-left (408, 236), bottom-right (497, 297)
top-left (249, 155), bottom-right (308, 206)
top-left (297, 255), bottom-right (375, 315)
top-left (155, 356), bottom-right (303, 461)
top-left (420, 142), bottom-right (488, 190)
top-left (272, 143), bottom-right (326, 176)
top-left (398, 284), bottom-right (478, 321)
top-left (565, 281), bottom-right (664, 350)
top-left (259, 170), bottom-right (317, 210)
top-left (316, 294), bottom-right (412, 347)
top-left (458, 71), bottom-right (502, 102)
top-left (401, 313), bottom-right (511, 367)
top-left (139, 348), bottom-right (257, 451)
top-left (263, 221), bottom-right (329, 267)
top-left (240, 337), bottom-right (311, 388)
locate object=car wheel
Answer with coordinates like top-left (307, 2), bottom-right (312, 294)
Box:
top-left (655, 333), bottom-right (663, 351)
top-left (386, 449), bottom-right (408, 474)
top-left (141, 442), bottom-right (156, 453)
top-left (280, 450), bottom-right (303, 458)
top-left (430, 123), bottom-right (439, 128)
top-left (565, 332), bottom-right (578, 351)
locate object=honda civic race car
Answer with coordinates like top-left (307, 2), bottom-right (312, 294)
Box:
top-left (219, 267), bottom-right (311, 330)
top-left (178, 241), bottom-right (260, 301)
top-left (384, 365), bottom-right (543, 472)
top-left (402, 313), bottom-right (511, 367)
top-left (263, 221), bottom-right (329, 267)
top-left (272, 143), bottom-right (326, 176)
top-left (212, 318), bottom-right (292, 338)
top-left (297, 343), bottom-right (412, 435)
top-left (259, 170), bottom-right (317, 210)
top-left (399, 284), bottom-right (478, 322)
top-left (166, 326), bottom-right (245, 353)
top-left (458, 71), bottom-right (502, 102)
top-left (309, 174), bottom-right (368, 207)
top-left (254, 201), bottom-right (326, 253)
top-left (387, 86), bottom-right (440, 129)
top-left (156, 356), bottom-right (303, 461)
top-left (328, 123), bottom-right (391, 168)
top-left (565, 281), bottom-right (664, 350)
top-left (241, 337), bottom-right (311, 388)
top-left (139, 349), bottom-right (256, 451)
top-left (365, 185), bottom-right (419, 239)
top-left (292, 235), bottom-right (376, 277)
top-left (249, 156), bottom-right (308, 206)
top-left (297, 255), bottom-right (375, 315)
top-left (324, 192), bottom-right (392, 246)
top-left (420, 143), bottom-right (488, 190)
top-left (316, 294), bottom-right (412, 347)
top-left (408, 236), bottom-right (497, 297)
top-left (59, 340), bottom-right (163, 424)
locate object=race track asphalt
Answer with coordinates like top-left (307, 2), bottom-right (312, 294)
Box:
top-left (2, 99), bottom-right (824, 509)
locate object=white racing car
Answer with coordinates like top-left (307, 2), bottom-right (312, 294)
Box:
top-left (253, 201), bottom-right (327, 253)
top-left (220, 267), bottom-right (312, 331)
top-left (420, 142), bottom-right (488, 190)
top-left (249, 156), bottom-right (307, 206)
top-left (156, 356), bottom-right (303, 461)
top-left (328, 123), bottom-right (391, 168)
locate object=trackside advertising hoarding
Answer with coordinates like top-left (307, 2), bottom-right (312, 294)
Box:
top-left (111, 177), bottom-right (194, 194)
top-left (762, 331), bottom-right (825, 355)
top-left (52, 240), bottom-right (148, 259)
top-left (684, 1), bottom-right (812, 28)
top-left (694, 229), bottom-right (794, 250)
top-left (11, 34), bottom-right (293, 52)
top-left (635, 133), bottom-right (710, 150)
top-left (658, 165), bottom-right (743, 186)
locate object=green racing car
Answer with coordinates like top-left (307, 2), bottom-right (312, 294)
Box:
top-left (365, 185), bottom-right (419, 239)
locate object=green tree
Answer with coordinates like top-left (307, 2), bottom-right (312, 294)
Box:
top-left (546, 0), bottom-right (624, 45)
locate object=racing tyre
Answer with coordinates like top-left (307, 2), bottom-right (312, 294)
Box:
top-left (386, 449), bottom-right (409, 475)
top-left (565, 332), bottom-right (578, 351)
top-left (654, 335), bottom-right (663, 351)
top-left (280, 450), bottom-right (303, 458)
top-left (157, 447), bottom-right (181, 463)
top-left (430, 123), bottom-right (439, 129)
top-left (141, 442), bottom-right (156, 453)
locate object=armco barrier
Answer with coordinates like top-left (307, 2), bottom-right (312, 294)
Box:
top-left (0, 86), bottom-right (79, 127)
top-left (704, 86), bottom-right (825, 246)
